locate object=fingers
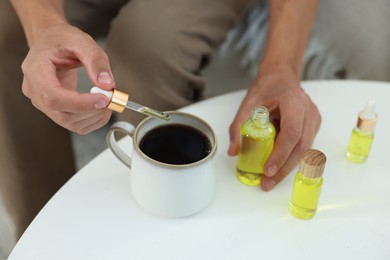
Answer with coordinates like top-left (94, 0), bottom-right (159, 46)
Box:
top-left (263, 91), bottom-right (305, 177)
top-left (27, 77), bottom-right (112, 134)
top-left (228, 80), bottom-right (321, 192)
top-left (261, 121), bottom-right (315, 191)
top-left (228, 113), bottom-right (248, 156)
top-left (20, 24), bottom-right (115, 133)
top-left (77, 111), bottom-right (112, 134)
top-left (23, 74), bottom-right (111, 133)
top-left (228, 112), bottom-right (248, 156)
top-left (31, 98), bottom-right (112, 134)
top-left (73, 36), bottom-right (115, 90)
top-left (227, 122), bottom-right (240, 156)
top-left (57, 32), bottom-right (114, 90)
top-left (23, 70), bottom-right (110, 112)
top-left (70, 109), bottom-right (112, 135)
top-left (262, 98), bottom-right (321, 191)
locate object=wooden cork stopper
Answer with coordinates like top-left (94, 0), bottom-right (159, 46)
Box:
top-left (299, 149), bottom-right (327, 178)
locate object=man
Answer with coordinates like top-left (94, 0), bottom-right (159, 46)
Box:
top-left (1, 0), bottom-right (320, 240)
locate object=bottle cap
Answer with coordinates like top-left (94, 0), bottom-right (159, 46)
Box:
top-left (299, 149), bottom-right (326, 178)
top-left (357, 100), bottom-right (378, 132)
top-left (90, 86), bottom-right (128, 113)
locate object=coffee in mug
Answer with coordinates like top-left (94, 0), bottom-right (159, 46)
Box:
top-left (139, 124), bottom-right (212, 165)
top-left (106, 111), bottom-right (218, 217)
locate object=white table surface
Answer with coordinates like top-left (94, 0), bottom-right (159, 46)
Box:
top-left (9, 80), bottom-right (390, 260)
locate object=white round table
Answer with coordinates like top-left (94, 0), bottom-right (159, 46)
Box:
top-left (8, 80), bottom-right (390, 260)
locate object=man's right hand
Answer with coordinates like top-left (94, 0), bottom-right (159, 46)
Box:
top-left (21, 24), bottom-right (115, 134)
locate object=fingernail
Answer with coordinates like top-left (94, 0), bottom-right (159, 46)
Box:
top-left (95, 99), bottom-right (108, 109)
top-left (267, 165), bottom-right (277, 177)
top-left (262, 178), bottom-right (276, 191)
top-left (97, 71), bottom-right (113, 84)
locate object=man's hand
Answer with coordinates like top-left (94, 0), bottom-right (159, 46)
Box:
top-left (228, 0), bottom-right (320, 190)
top-left (21, 24), bottom-right (114, 134)
top-left (228, 68), bottom-right (321, 191)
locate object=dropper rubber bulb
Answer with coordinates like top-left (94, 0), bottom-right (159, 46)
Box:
top-left (361, 99), bottom-right (376, 120)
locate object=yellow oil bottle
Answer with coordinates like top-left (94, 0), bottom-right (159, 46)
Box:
top-left (289, 149), bottom-right (326, 220)
top-left (346, 100), bottom-right (378, 163)
top-left (236, 106), bottom-right (275, 186)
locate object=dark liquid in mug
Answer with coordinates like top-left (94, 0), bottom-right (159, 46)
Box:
top-left (139, 124), bottom-right (212, 165)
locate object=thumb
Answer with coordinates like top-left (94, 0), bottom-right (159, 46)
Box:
top-left (77, 42), bottom-right (115, 91)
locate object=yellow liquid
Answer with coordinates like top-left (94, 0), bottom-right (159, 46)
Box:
top-left (236, 122), bottom-right (275, 186)
top-left (289, 172), bottom-right (323, 219)
top-left (346, 128), bottom-right (374, 163)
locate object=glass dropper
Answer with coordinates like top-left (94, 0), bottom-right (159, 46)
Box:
top-left (90, 86), bottom-right (170, 121)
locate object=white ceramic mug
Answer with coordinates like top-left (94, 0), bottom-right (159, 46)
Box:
top-left (106, 111), bottom-right (218, 217)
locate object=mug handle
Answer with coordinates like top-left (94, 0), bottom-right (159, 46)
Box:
top-left (106, 121), bottom-right (135, 168)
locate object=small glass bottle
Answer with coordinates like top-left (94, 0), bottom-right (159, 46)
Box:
top-left (289, 149), bottom-right (326, 220)
top-left (236, 106), bottom-right (275, 186)
top-left (346, 100), bottom-right (378, 163)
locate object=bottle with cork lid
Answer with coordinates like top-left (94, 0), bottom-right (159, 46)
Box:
top-left (289, 149), bottom-right (327, 220)
top-left (346, 100), bottom-right (378, 163)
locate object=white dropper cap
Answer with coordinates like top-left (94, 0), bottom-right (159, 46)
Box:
top-left (361, 99), bottom-right (376, 120)
top-left (90, 86), bottom-right (113, 99)
top-left (357, 99), bottom-right (378, 132)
